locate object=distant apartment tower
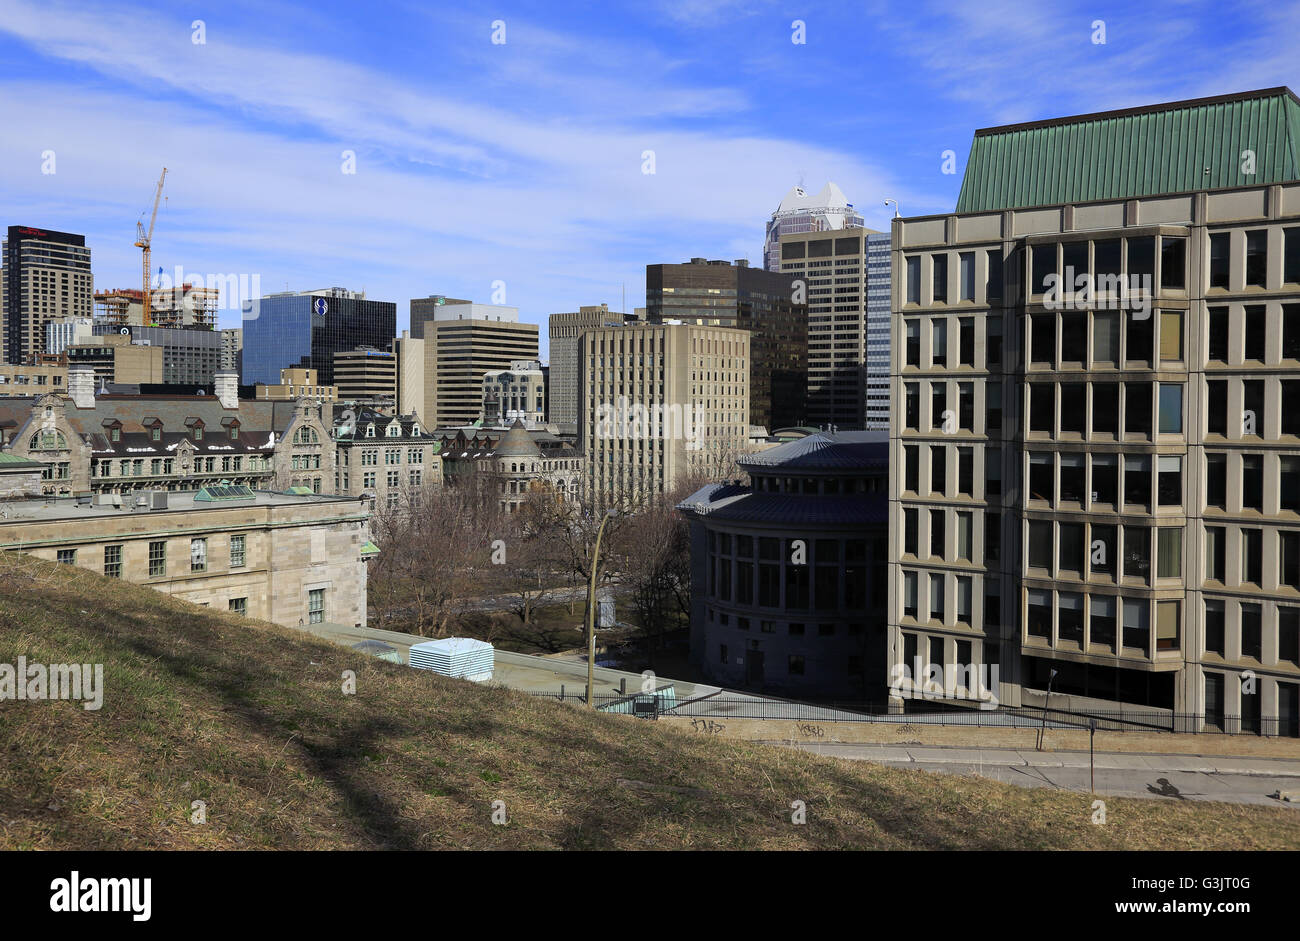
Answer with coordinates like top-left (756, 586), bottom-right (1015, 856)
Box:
top-left (220, 327), bottom-right (242, 378)
top-left (411, 300), bottom-right (538, 428)
top-left (646, 259), bottom-right (806, 432)
top-left (777, 228), bottom-right (890, 429)
top-left (334, 347), bottom-right (397, 404)
top-left (2, 226), bottom-right (93, 364)
top-left (580, 321), bottom-right (750, 503)
top-left (548, 304), bottom-right (639, 434)
top-left (482, 360), bottom-right (546, 427)
top-left (241, 287), bottom-right (396, 386)
top-left (889, 87), bottom-right (1300, 737)
top-left (763, 183), bottom-right (864, 273)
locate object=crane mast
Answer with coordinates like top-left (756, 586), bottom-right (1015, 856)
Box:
top-left (134, 168), bottom-right (167, 324)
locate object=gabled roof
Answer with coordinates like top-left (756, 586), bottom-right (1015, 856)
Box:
top-left (956, 87), bottom-right (1300, 212)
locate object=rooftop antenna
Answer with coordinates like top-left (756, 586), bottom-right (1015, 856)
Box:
top-left (884, 199), bottom-right (901, 219)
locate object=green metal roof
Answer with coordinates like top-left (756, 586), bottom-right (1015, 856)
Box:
top-left (0, 452), bottom-right (42, 468)
top-left (956, 88), bottom-right (1300, 213)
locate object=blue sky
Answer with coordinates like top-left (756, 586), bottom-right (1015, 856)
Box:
top-left (2, 0), bottom-right (1297, 358)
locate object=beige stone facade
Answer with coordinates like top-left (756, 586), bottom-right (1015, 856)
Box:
top-left (0, 489), bottom-right (371, 628)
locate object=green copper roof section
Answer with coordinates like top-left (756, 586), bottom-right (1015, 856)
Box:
top-left (956, 88), bottom-right (1300, 213)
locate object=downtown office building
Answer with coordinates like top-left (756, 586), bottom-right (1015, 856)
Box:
top-left (242, 288), bottom-right (396, 387)
top-left (889, 88), bottom-right (1300, 736)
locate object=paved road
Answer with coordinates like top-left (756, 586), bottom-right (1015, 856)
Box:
top-left (774, 741), bottom-right (1300, 808)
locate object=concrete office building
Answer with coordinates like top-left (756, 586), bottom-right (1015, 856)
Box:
top-left (334, 347), bottom-right (397, 404)
top-left (89, 323), bottom-right (223, 386)
top-left (0, 487), bottom-right (371, 629)
top-left (242, 287), bottom-right (396, 386)
top-left (392, 330), bottom-right (425, 419)
top-left (679, 431), bottom-right (890, 698)
top-left (647, 259), bottom-right (806, 433)
top-left (482, 360), bottom-right (546, 427)
top-left (409, 294), bottom-right (472, 335)
top-left (412, 299), bottom-right (538, 428)
top-left (889, 87), bottom-right (1300, 736)
top-left (580, 321), bottom-right (750, 504)
top-left (778, 228), bottom-right (891, 430)
top-left (255, 367), bottom-right (338, 403)
top-left (66, 334), bottom-right (165, 386)
top-left (2, 226), bottom-right (93, 365)
top-left (548, 304), bottom-right (640, 434)
top-left (763, 183), bottom-right (865, 274)
top-left (46, 317), bottom-right (94, 356)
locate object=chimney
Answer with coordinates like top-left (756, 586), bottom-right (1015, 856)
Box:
top-left (214, 370), bottom-right (239, 409)
top-left (67, 367), bottom-right (95, 409)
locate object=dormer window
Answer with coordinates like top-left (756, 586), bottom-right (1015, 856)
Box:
top-left (365, 424), bottom-right (375, 438)
top-left (151, 427), bottom-right (161, 441)
top-left (230, 427), bottom-right (238, 440)
top-left (387, 424), bottom-right (400, 438)
top-left (111, 428), bottom-right (120, 442)
top-left (193, 427), bottom-right (203, 441)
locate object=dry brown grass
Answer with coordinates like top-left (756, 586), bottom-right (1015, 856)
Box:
top-left (2, 552), bottom-right (1298, 850)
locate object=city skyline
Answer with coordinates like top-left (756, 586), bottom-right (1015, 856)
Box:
top-left (4, 1), bottom-right (1299, 360)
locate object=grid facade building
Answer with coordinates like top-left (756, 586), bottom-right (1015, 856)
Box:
top-left (2, 226), bottom-right (93, 365)
top-left (889, 88), bottom-right (1300, 736)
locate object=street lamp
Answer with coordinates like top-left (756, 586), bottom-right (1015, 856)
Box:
top-left (586, 507), bottom-right (618, 708)
top-left (1036, 668), bottom-right (1059, 751)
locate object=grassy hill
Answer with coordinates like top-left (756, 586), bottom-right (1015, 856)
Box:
top-left (1, 552), bottom-right (1298, 850)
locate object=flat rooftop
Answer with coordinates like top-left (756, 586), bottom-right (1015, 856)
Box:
top-left (0, 489), bottom-right (362, 524)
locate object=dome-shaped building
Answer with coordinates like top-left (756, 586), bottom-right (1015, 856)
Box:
top-left (678, 430), bottom-right (889, 699)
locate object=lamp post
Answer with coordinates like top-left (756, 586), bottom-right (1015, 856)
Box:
top-left (586, 507), bottom-right (617, 708)
top-left (1037, 668), bottom-right (1059, 751)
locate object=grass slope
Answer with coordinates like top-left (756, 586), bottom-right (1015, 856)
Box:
top-left (1, 553), bottom-right (1297, 850)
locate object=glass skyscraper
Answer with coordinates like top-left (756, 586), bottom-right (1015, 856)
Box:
top-left (242, 288), bottom-right (396, 386)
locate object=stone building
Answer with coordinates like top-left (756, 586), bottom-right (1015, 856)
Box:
top-left (0, 486), bottom-right (371, 628)
top-left (679, 431), bottom-right (890, 698)
top-left (333, 405), bottom-right (444, 512)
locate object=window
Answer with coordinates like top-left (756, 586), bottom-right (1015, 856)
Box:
top-left (931, 445), bottom-right (946, 495)
top-left (956, 577), bottom-right (972, 624)
top-left (229, 597), bottom-right (247, 616)
top-left (957, 447), bottom-right (973, 495)
top-left (1242, 455), bottom-right (1263, 511)
top-left (308, 588), bottom-right (325, 624)
top-left (986, 316), bottom-right (1003, 366)
top-left (931, 318), bottom-right (947, 367)
top-left (905, 320), bottom-right (920, 366)
top-left (1244, 305), bottom-right (1266, 362)
top-left (1156, 601), bottom-right (1180, 651)
top-left (904, 507), bottom-right (918, 555)
top-left (1091, 524), bottom-right (1116, 578)
top-left (1061, 312), bottom-right (1086, 365)
top-left (1092, 455), bottom-right (1118, 506)
top-left (1161, 237), bottom-right (1186, 289)
top-left (1241, 603), bottom-right (1262, 660)
top-left (1030, 313), bottom-right (1055, 365)
top-left (1157, 456), bottom-right (1181, 506)
top-left (191, 538), bottom-right (207, 573)
top-left (1207, 379), bottom-right (1227, 436)
top-left (904, 383), bottom-right (919, 429)
top-left (1125, 382), bottom-right (1152, 437)
top-left (984, 510), bottom-right (1000, 563)
top-left (1059, 453), bottom-right (1085, 504)
top-left (1028, 589), bottom-right (1052, 638)
top-left (931, 383), bottom-right (947, 429)
top-left (930, 510), bottom-right (945, 559)
top-left (1280, 608), bottom-right (1300, 668)
top-left (960, 253), bottom-right (975, 301)
top-left (985, 449), bottom-right (1002, 498)
top-left (959, 317), bottom-right (974, 365)
top-left (1123, 455), bottom-right (1150, 509)
top-left (787, 655), bottom-right (805, 676)
top-left (903, 572), bottom-right (917, 619)
top-left (1284, 305), bottom-right (1300, 361)
top-left (1209, 233), bottom-right (1230, 289)
top-left (957, 511), bottom-right (973, 560)
top-left (1207, 306), bottom-right (1229, 362)
top-left (1281, 532), bottom-right (1300, 590)
top-left (1029, 383), bottom-right (1053, 434)
top-left (1283, 457), bottom-right (1300, 514)
top-left (149, 540), bottom-right (166, 577)
top-left (1028, 520), bottom-right (1052, 570)
top-left (1059, 522), bottom-right (1085, 574)
top-left (904, 445), bottom-right (918, 492)
top-left (1157, 527), bottom-right (1182, 579)
top-left (1285, 381), bottom-right (1300, 437)
top-left (1123, 599), bottom-right (1149, 653)
top-left (1123, 526), bottom-right (1150, 581)
top-left (986, 250), bottom-right (1003, 299)
top-left (1157, 383), bottom-right (1182, 434)
top-left (1125, 309), bottom-right (1152, 364)
top-left (1243, 379), bottom-right (1264, 436)
top-left (1095, 238), bottom-right (1122, 282)
top-left (929, 575), bottom-right (944, 623)
top-left (1242, 528), bottom-right (1263, 585)
top-left (906, 257), bottom-right (921, 304)
top-left (1058, 383), bottom-right (1084, 436)
top-left (103, 545), bottom-right (122, 578)
top-left (1091, 596), bottom-right (1116, 648)
top-left (1092, 383), bottom-right (1118, 436)
top-left (1093, 311), bottom-right (1118, 365)
top-left (56, 549), bottom-right (76, 565)
top-left (1031, 244), bottom-right (1055, 295)
top-left (1205, 600), bottom-right (1225, 655)
top-left (932, 254), bottom-right (948, 303)
top-left (1206, 453), bottom-right (1227, 510)
top-left (230, 534), bottom-right (246, 568)
top-left (1159, 310), bottom-right (1182, 362)
top-left (1059, 593), bottom-right (1084, 645)
top-left (1028, 452), bottom-right (1053, 503)
top-left (1205, 526), bottom-right (1226, 582)
top-left (1245, 230), bottom-right (1267, 287)
top-left (1062, 240), bottom-right (1088, 286)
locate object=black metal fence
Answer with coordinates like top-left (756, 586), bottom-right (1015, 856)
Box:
top-left (524, 689), bottom-right (1300, 738)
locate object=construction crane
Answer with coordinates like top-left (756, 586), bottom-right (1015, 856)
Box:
top-left (134, 168), bottom-right (167, 325)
